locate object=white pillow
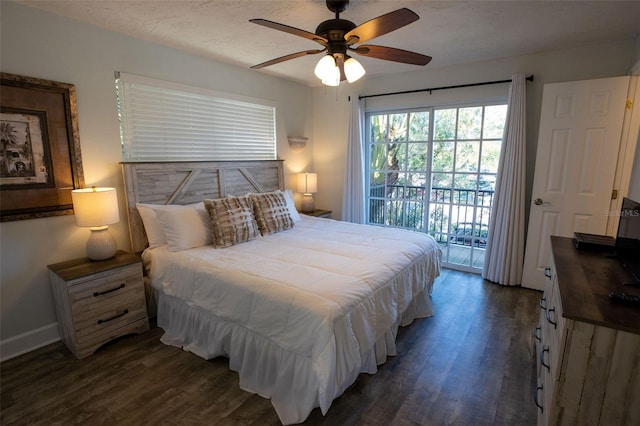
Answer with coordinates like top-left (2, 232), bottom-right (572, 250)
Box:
top-left (135, 203), bottom-right (168, 248)
top-left (154, 202), bottom-right (213, 251)
top-left (283, 189), bottom-right (301, 222)
top-left (135, 202), bottom-right (211, 250)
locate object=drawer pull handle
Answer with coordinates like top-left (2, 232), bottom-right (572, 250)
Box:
top-left (540, 346), bottom-right (550, 372)
top-left (539, 297), bottom-right (546, 311)
top-left (546, 307), bottom-right (557, 329)
top-left (93, 283), bottom-right (125, 297)
top-left (97, 309), bottom-right (129, 325)
top-left (534, 385), bottom-right (544, 412)
top-left (544, 267), bottom-right (552, 279)
top-left (534, 326), bottom-right (541, 342)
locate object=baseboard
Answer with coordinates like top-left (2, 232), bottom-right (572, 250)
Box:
top-left (0, 323), bottom-right (60, 362)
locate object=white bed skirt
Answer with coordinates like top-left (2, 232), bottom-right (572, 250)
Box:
top-left (155, 284), bottom-right (434, 425)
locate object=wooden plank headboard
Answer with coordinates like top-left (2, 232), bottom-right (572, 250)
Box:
top-left (121, 160), bottom-right (284, 254)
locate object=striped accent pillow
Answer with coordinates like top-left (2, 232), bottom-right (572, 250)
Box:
top-left (250, 191), bottom-right (295, 235)
top-left (204, 196), bottom-right (260, 248)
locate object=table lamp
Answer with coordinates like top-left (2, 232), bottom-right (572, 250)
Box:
top-left (71, 187), bottom-right (120, 260)
top-left (297, 172), bottom-right (317, 213)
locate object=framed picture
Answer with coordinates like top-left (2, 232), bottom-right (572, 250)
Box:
top-left (1, 73), bottom-right (84, 221)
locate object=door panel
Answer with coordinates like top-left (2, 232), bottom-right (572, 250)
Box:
top-left (522, 76), bottom-right (629, 290)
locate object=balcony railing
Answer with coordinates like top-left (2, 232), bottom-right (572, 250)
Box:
top-left (368, 184), bottom-right (495, 243)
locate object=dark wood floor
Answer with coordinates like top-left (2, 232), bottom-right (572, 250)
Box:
top-left (1, 270), bottom-right (541, 425)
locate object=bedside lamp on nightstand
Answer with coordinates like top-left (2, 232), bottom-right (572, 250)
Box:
top-left (297, 172), bottom-right (317, 213)
top-left (71, 186), bottom-right (120, 261)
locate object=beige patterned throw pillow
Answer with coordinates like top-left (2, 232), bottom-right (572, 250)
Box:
top-left (250, 191), bottom-right (295, 235)
top-left (204, 196), bottom-right (260, 248)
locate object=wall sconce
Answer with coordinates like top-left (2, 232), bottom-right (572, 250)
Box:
top-left (287, 136), bottom-right (308, 152)
top-left (71, 187), bottom-right (120, 260)
top-left (297, 172), bottom-right (318, 213)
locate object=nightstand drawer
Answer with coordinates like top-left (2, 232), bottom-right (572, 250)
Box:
top-left (73, 296), bottom-right (147, 339)
top-left (68, 263), bottom-right (143, 314)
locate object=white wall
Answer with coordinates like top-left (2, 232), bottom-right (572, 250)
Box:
top-left (0, 1), bottom-right (313, 360)
top-left (312, 39), bottom-right (638, 221)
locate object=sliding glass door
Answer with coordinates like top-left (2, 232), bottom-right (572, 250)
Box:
top-left (366, 103), bottom-right (507, 273)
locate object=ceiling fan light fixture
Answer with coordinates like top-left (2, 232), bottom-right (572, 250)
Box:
top-left (315, 55), bottom-right (340, 86)
top-left (314, 55), bottom-right (337, 79)
top-left (344, 57), bottom-right (365, 83)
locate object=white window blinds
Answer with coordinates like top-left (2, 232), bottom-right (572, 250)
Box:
top-left (116, 72), bottom-right (276, 161)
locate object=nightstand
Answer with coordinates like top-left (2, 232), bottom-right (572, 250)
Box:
top-left (48, 250), bottom-right (149, 358)
top-left (303, 209), bottom-right (332, 218)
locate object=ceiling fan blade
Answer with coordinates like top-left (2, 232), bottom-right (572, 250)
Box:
top-left (353, 45), bottom-right (432, 66)
top-left (251, 49), bottom-right (325, 69)
top-left (344, 8), bottom-right (419, 44)
top-left (249, 19), bottom-right (327, 44)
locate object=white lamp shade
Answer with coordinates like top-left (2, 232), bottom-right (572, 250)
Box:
top-left (344, 57), bottom-right (366, 83)
top-left (315, 55), bottom-right (340, 86)
top-left (71, 187), bottom-right (120, 227)
top-left (314, 55), bottom-right (336, 79)
top-left (297, 173), bottom-right (318, 194)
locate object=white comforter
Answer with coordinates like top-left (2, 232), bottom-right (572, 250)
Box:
top-left (143, 216), bottom-right (441, 424)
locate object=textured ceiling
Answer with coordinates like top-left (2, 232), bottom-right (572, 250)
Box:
top-left (17, 0), bottom-right (640, 86)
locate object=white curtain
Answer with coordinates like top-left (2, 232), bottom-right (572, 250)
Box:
top-left (342, 96), bottom-right (366, 223)
top-left (482, 74), bottom-right (527, 286)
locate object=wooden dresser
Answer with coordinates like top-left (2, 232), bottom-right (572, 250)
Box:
top-left (48, 251), bottom-right (149, 359)
top-left (535, 236), bottom-right (640, 425)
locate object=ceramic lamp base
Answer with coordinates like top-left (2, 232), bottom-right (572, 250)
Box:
top-left (300, 194), bottom-right (315, 213)
top-left (86, 226), bottom-right (117, 260)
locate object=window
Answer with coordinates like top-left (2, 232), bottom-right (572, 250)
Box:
top-left (366, 103), bottom-right (507, 273)
top-left (116, 72), bottom-right (276, 162)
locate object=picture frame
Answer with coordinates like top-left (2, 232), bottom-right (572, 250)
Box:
top-left (1, 73), bottom-right (84, 221)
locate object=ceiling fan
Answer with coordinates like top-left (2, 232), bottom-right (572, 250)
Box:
top-left (249, 0), bottom-right (432, 86)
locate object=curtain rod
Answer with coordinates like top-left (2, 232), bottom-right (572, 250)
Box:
top-left (358, 74), bottom-right (534, 100)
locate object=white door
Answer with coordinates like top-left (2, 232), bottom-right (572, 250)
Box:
top-left (522, 76), bottom-right (629, 290)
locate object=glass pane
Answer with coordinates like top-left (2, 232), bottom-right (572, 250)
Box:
top-left (476, 206), bottom-right (492, 227)
top-left (369, 171), bottom-right (385, 197)
top-left (369, 144), bottom-right (387, 172)
top-left (454, 173), bottom-right (477, 192)
top-left (478, 173), bottom-right (497, 192)
top-left (405, 201), bottom-right (425, 230)
top-left (407, 143), bottom-right (428, 171)
top-left (431, 172), bottom-right (452, 189)
top-left (450, 204), bottom-right (475, 229)
top-left (407, 173), bottom-right (427, 190)
top-left (432, 141), bottom-right (454, 171)
top-left (387, 173), bottom-right (405, 197)
top-left (389, 113), bottom-right (408, 142)
top-left (457, 107), bottom-right (482, 139)
top-left (431, 173), bottom-right (452, 203)
top-left (456, 141), bottom-right (480, 172)
top-left (480, 140), bottom-right (501, 172)
top-left (394, 143), bottom-right (408, 171)
top-left (429, 204), bottom-right (449, 236)
top-left (369, 199), bottom-right (384, 224)
top-left (434, 109), bottom-right (456, 140)
top-left (386, 200), bottom-right (403, 226)
top-left (409, 111), bottom-right (430, 141)
top-left (484, 105), bottom-right (508, 138)
top-left (370, 114), bottom-right (388, 142)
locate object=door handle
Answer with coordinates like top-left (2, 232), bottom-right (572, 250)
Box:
top-left (534, 198), bottom-right (551, 206)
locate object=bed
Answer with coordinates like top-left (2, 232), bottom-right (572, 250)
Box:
top-left (122, 160), bottom-right (442, 425)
